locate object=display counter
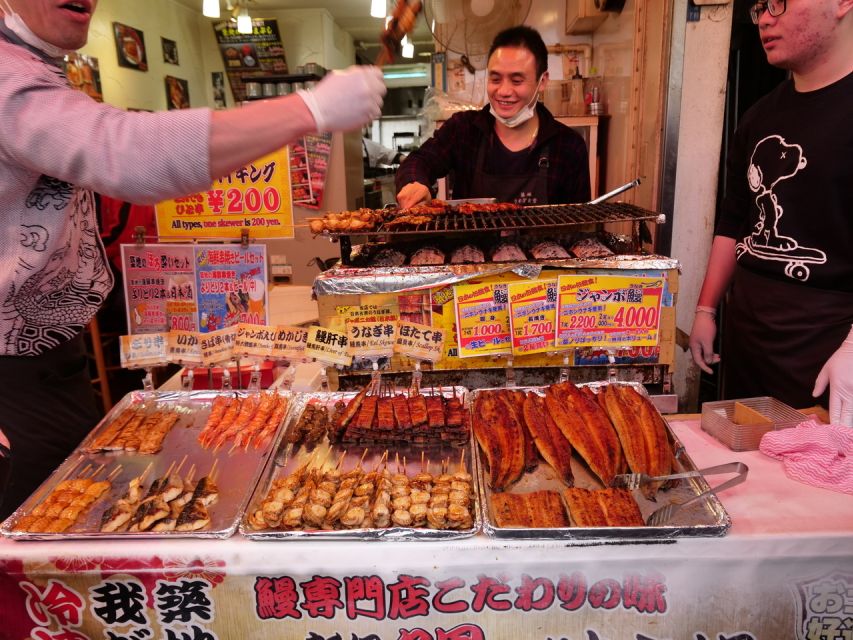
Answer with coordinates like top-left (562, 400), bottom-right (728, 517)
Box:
top-left (2, 416), bottom-right (850, 640)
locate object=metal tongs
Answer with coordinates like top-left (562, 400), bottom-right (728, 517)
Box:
top-left (635, 462), bottom-right (749, 527)
top-left (588, 177), bottom-right (641, 204)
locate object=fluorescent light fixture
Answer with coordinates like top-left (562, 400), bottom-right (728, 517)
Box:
top-left (370, 0), bottom-right (386, 18)
top-left (236, 7), bottom-right (252, 34)
top-left (202, 0), bottom-right (220, 18)
top-left (382, 71), bottom-right (427, 79)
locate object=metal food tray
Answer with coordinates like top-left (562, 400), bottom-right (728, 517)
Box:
top-left (1, 389), bottom-right (293, 541)
top-left (241, 387), bottom-right (481, 540)
top-left (701, 396), bottom-right (805, 451)
top-left (474, 382), bottom-right (732, 540)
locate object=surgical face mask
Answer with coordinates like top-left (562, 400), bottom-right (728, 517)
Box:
top-left (489, 74), bottom-right (544, 128)
top-left (1, 0), bottom-right (72, 58)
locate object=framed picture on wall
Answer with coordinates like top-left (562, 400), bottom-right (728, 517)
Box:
top-left (165, 76), bottom-right (190, 110)
top-left (211, 71), bottom-right (226, 109)
top-left (113, 22), bottom-right (148, 71)
top-left (162, 37), bottom-right (179, 65)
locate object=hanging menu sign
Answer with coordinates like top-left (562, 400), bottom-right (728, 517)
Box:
top-left (212, 18), bottom-right (288, 103)
top-left (555, 274), bottom-right (664, 348)
top-left (166, 331), bottom-right (203, 366)
top-left (200, 326), bottom-right (238, 365)
top-left (394, 322), bottom-right (444, 363)
top-left (271, 325), bottom-right (309, 360)
top-left (305, 326), bottom-right (352, 367)
top-left (508, 279), bottom-right (558, 355)
top-left (120, 333), bottom-right (168, 368)
top-left (346, 320), bottom-right (397, 359)
top-left (234, 323), bottom-right (277, 359)
top-left (453, 282), bottom-right (511, 358)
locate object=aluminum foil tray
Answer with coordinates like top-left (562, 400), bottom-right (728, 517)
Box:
top-left (701, 396), bottom-right (805, 451)
top-left (1, 389), bottom-right (292, 541)
top-left (473, 382), bottom-right (731, 541)
top-left (241, 387), bottom-right (481, 540)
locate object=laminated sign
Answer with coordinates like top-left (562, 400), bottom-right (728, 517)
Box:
top-left (453, 282), bottom-right (511, 358)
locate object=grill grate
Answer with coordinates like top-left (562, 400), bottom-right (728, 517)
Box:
top-left (332, 202), bottom-right (662, 237)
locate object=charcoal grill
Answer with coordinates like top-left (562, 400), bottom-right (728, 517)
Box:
top-left (332, 202), bottom-right (665, 265)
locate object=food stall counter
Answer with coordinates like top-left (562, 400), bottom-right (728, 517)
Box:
top-left (2, 417), bottom-right (850, 640)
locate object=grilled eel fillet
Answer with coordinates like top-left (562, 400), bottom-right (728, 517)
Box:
top-left (602, 384), bottom-right (672, 498)
top-left (504, 389), bottom-right (538, 472)
top-left (544, 382), bottom-right (622, 487)
top-left (335, 385), bottom-right (370, 432)
top-left (492, 490), bottom-right (569, 528)
top-left (521, 393), bottom-right (574, 487)
top-left (473, 390), bottom-right (526, 491)
top-left (562, 487), bottom-right (643, 527)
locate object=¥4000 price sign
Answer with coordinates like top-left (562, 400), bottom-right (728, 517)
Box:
top-left (555, 274), bottom-right (663, 348)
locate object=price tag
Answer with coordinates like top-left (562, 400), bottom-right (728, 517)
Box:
top-left (120, 333), bottom-right (168, 368)
top-left (508, 280), bottom-right (558, 355)
top-left (305, 326), bottom-right (352, 367)
top-left (200, 326), bottom-right (237, 365)
top-left (556, 274), bottom-right (664, 348)
top-left (271, 325), bottom-right (309, 360)
top-left (453, 282), bottom-right (511, 358)
top-left (166, 330), bottom-right (202, 366)
top-left (394, 321), bottom-right (444, 362)
top-left (234, 323), bottom-right (276, 358)
top-left (346, 320), bottom-right (397, 358)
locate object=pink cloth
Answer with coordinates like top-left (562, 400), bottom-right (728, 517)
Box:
top-left (759, 420), bottom-right (853, 495)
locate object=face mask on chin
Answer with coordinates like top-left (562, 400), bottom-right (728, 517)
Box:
top-left (1, 1), bottom-right (72, 58)
top-left (489, 74), bottom-right (544, 128)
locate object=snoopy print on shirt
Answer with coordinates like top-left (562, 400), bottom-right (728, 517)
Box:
top-left (736, 134), bottom-right (827, 282)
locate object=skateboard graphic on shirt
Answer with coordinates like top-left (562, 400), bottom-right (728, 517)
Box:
top-left (737, 134), bottom-right (827, 283)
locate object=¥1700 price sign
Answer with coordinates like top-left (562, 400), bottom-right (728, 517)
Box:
top-left (555, 274), bottom-right (663, 348)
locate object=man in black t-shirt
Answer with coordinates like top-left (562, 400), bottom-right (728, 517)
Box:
top-left (689, 0), bottom-right (853, 423)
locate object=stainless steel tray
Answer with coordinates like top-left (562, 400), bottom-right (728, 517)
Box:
top-left (241, 387), bottom-right (481, 540)
top-left (474, 382), bottom-right (732, 540)
top-left (701, 396), bottom-right (804, 451)
top-left (1, 389), bottom-right (292, 541)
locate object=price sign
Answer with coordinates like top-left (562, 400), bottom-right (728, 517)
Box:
top-left (305, 326), bottom-right (352, 367)
top-left (271, 325), bottom-right (309, 360)
top-left (394, 322), bottom-right (444, 362)
top-left (200, 326), bottom-right (237, 365)
top-left (555, 275), bottom-right (664, 348)
top-left (508, 279), bottom-right (558, 355)
top-left (346, 321), bottom-right (397, 358)
top-left (120, 333), bottom-right (168, 368)
top-left (453, 282), bottom-right (511, 358)
top-left (166, 330), bottom-right (202, 366)
top-left (234, 323), bottom-right (276, 358)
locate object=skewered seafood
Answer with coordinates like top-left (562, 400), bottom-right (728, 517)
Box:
top-left (85, 407), bottom-right (181, 455)
top-left (198, 392), bottom-right (288, 451)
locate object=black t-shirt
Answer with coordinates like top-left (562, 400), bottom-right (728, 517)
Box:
top-left (716, 71), bottom-right (853, 291)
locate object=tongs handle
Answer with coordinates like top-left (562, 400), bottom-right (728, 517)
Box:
top-left (660, 461), bottom-right (745, 484)
top-left (677, 462), bottom-right (749, 510)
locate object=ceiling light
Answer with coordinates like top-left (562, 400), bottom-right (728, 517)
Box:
top-left (370, 0), bottom-right (386, 18)
top-left (202, 0), bottom-right (220, 18)
top-left (236, 7), bottom-right (252, 34)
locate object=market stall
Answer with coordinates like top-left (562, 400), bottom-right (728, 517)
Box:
top-left (1, 417), bottom-right (850, 640)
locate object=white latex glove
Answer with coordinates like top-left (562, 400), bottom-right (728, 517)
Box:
top-left (688, 310), bottom-right (720, 374)
top-left (813, 325), bottom-right (853, 426)
top-left (396, 182), bottom-right (431, 209)
top-left (296, 66), bottom-right (386, 133)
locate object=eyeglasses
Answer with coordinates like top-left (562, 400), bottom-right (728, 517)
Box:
top-left (749, 0), bottom-right (786, 24)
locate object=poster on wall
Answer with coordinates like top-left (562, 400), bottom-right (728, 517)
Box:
top-left (304, 132), bottom-right (333, 209)
top-left (113, 22), bottom-right (147, 72)
top-left (64, 53), bottom-right (103, 102)
top-left (213, 18), bottom-right (287, 103)
top-left (161, 37), bottom-right (179, 65)
top-left (212, 71), bottom-right (227, 109)
top-left (165, 75), bottom-right (190, 110)
top-left (155, 147), bottom-right (294, 240)
top-left (120, 243), bottom-right (268, 334)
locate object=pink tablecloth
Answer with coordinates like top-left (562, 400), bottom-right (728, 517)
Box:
top-left (668, 419), bottom-right (853, 536)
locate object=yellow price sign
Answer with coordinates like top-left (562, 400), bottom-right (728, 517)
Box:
top-left (346, 321), bottom-right (397, 358)
top-left (305, 326), bottom-right (352, 367)
top-left (271, 325), bottom-right (309, 360)
top-left (234, 323), bottom-right (277, 359)
top-left (453, 282), bottom-right (511, 358)
top-left (200, 327), bottom-right (238, 365)
top-left (394, 322), bottom-right (444, 362)
top-left (508, 279), bottom-right (558, 355)
top-left (555, 274), bottom-right (664, 348)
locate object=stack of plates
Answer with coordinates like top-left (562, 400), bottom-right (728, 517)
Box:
top-left (701, 396), bottom-right (806, 451)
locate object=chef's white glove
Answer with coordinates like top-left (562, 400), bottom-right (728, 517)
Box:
top-left (813, 325), bottom-right (853, 426)
top-left (296, 65), bottom-right (385, 133)
top-left (688, 308), bottom-right (720, 374)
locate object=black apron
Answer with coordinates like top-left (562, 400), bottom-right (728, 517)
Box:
top-left (722, 266), bottom-right (853, 409)
top-left (469, 132), bottom-right (549, 205)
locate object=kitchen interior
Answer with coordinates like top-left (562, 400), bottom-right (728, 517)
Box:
top-left (78, 0), bottom-right (734, 408)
